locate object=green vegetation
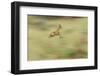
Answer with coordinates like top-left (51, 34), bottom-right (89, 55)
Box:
top-left (28, 15), bottom-right (88, 61)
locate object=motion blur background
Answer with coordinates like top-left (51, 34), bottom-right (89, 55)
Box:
top-left (28, 15), bottom-right (88, 60)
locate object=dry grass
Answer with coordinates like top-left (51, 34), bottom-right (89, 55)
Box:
top-left (28, 15), bottom-right (88, 61)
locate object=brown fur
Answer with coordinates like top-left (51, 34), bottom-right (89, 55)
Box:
top-left (49, 24), bottom-right (62, 38)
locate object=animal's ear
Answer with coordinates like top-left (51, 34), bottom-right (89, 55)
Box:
top-left (59, 24), bottom-right (62, 28)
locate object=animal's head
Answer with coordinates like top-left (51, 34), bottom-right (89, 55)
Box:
top-left (58, 24), bottom-right (62, 29)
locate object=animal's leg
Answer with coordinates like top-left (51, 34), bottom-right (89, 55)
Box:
top-left (59, 33), bottom-right (63, 38)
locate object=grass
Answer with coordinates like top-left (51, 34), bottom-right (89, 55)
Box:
top-left (28, 15), bottom-right (88, 61)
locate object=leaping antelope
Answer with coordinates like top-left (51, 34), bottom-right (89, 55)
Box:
top-left (48, 24), bottom-right (62, 38)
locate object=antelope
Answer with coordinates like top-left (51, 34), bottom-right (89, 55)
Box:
top-left (48, 24), bottom-right (62, 38)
